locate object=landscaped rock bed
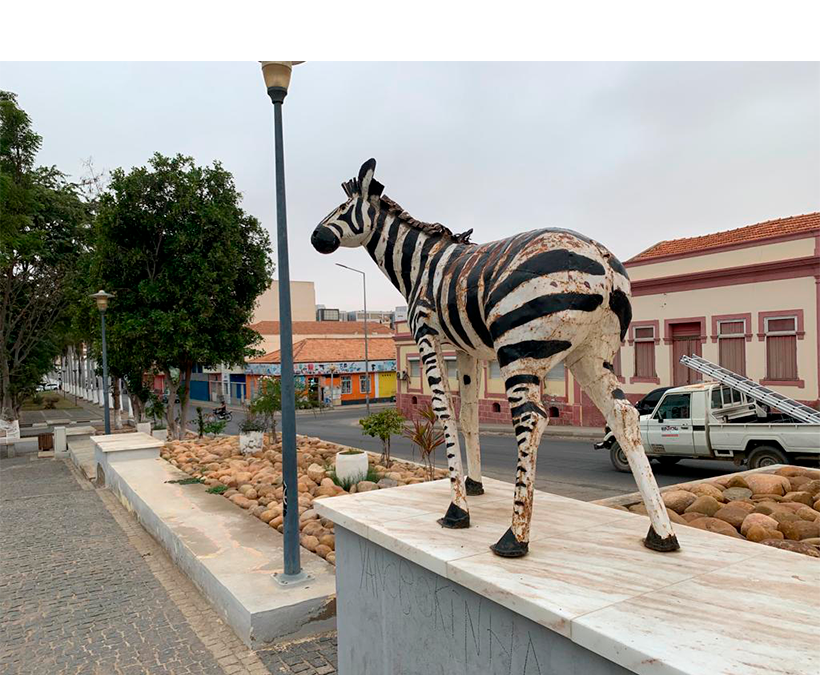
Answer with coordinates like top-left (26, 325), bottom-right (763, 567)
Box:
top-left (159, 434), bottom-right (446, 565)
top-left (605, 466), bottom-right (820, 558)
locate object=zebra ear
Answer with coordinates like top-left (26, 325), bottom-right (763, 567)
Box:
top-left (358, 158), bottom-right (383, 201)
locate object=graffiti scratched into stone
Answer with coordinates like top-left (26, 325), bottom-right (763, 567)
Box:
top-left (312, 159), bottom-right (679, 556)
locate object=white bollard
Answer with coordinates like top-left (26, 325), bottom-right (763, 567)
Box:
top-left (54, 426), bottom-right (67, 456)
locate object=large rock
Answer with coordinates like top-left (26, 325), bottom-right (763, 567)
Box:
top-left (713, 502), bottom-right (755, 528)
top-left (681, 512), bottom-right (704, 523)
top-left (356, 480), bottom-right (379, 492)
top-left (788, 475), bottom-right (812, 491)
top-left (745, 473), bottom-right (791, 497)
top-left (740, 513), bottom-right (778, 536)
top-left (689, 517), bottom-right (744, 538)
top-left (684, 495), bottom-right (722, 517)
top-left (722, 487), bottom-right (753, 501)
top-left (759, 539), bottom-right (820, 558)
top-left (306, 463), bottom-right (326, 483)
top-left (690, 483), bottom-right (725, 501)
top-left (782, 491), bottom-right (814, 506)
top-left (796, 506), bottom-right (820, 522)
top-left (775, 466), bottom-right (820, 479)
top-left (726, 475), bottom-right (750, 490)
top-left (800, 479), bottom-right (820, 497)
top-left (778, 519), bottom-right (820, 541)
top-left (662, 490), bottom-right (697, 514)
top-left (745, 525), bottom-right (783, 543)
top-left (377, 478), bottom-right (398, 489)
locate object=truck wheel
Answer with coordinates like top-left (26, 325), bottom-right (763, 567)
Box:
top-left (747, 446), bottom-right (789, 469)
top-left (609, 443), bottom-right (631, 473)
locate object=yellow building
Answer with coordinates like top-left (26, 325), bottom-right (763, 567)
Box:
top-left (394, 213), bottom-right (820, 427)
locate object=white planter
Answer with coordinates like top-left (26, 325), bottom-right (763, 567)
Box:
top-left (136, 422), bottom-right (152, 435)
top-left (335, 450), bottom-right (368, 484)
top-left (240, 431), bottom-right (264, 456)
top-left (152, 429), bottom-right (169, 441)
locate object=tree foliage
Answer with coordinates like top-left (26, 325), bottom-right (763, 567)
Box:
top-left (93, 153), bottom-right (273, 438)
top-left (0, 91), bottom-right (90, 420)
top-left (359, 408), bottom-right (405, 467)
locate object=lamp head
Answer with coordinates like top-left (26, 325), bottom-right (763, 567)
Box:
top-left (260, 61), bottom-right (304, 102)
top-left (90, 290), bottom-right (113, 312)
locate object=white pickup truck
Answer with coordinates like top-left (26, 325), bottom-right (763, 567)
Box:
top-left (598, 382), bottom-right (820, 471)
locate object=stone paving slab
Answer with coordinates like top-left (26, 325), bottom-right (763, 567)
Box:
top-left (0, 456), bottom-right (338, 675)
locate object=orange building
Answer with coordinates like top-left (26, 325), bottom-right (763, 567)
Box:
top-left (247, 337), bottom-right (397, 405)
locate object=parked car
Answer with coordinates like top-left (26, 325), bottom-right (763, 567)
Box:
top-left (597, 382), bottom-right (820, 471)
top-left (38, 381), bottom-right (59, 391)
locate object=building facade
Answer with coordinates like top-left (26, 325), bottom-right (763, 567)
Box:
top-left (394, 213), bottom-right (820, 427)
top-left (247, 337), bottom-right (397, 406)
top-left (251, 280), bottom-right (317, 323)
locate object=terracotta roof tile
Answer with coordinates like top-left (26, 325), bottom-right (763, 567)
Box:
top-left (250, 337), bottom-right (396, 364)
top-left (627, 212), bottom-right (819, 263)
top-left (248, 320), bottom-right (393, 336)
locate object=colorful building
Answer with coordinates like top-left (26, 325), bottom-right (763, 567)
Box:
top-left (247, 337), bottom-right (397, 405)
top-left (394, 213), bottom-right (820, 427)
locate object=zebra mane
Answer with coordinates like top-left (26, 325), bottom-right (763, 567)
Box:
top-left (379, 195), bottom-right (474, 245)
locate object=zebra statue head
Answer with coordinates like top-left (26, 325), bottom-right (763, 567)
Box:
top-left (311, 158), bottom-right (384, 255)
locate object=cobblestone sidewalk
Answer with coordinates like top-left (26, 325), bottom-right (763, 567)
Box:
top-left (0, 456), bottom-right (337, 675)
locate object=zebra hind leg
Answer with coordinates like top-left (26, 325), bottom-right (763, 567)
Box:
top-left (568, 352), bottom-right (679, 552)
top-left (490, 372), bottom-right (549, 558)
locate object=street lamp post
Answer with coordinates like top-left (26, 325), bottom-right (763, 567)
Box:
top-left (90, 290), bottom-right (113, 435)
top-left (336, 264), bottom-right (370, 416)
top-left (261, 61), bottom-right (308, 585)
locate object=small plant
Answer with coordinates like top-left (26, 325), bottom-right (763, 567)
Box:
top-left (206, 484), bottom-right (228, 494)
top-left (202, 419), bottom-right (227, 437)
top-left (146, 393), bottom-right (166, 429)
top-left (250, 376), bottom-right (280, 436)
top-left (165, 477), bottom-right (204, 485)
top-left (239, 414), bottom-right (266, 434)
top-left (327, 463), bottom-right (383, 491)
top-left (403, 405), bottom-right (444, 481)
top-left (195, 406), bottom-right (206, 437)
top-left (43, 394), bottom-right (59, 409)
top-left (32, 393), bottom-right (44, 405)
top-left (359, 408), bottom-right (405, 467)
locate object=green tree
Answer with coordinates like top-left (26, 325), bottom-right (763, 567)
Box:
top-left (93, 153), bottom-right (273, 439)
top-left (0, 91), bottom-right (90, 422)
top-left (250, 376), bottom-right (281, 437)
top-left (359, 408), bottom-right (405, 467)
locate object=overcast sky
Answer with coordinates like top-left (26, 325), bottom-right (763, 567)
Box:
top-left (2, 62), bottom-right (818, 311)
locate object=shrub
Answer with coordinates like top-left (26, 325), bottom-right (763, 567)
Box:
top-left (250, 377), bottom-right (280, 435)
top-left (43, 394), bottom-right (59, 410)
top-left (32, 393), bottom-right (43, 405)
top-left (403, 405), bottom-right (444, 481)
top-left (202, 419), bottom-right (227, 437)
top-left (239, 414), bottom-right (266, 434)
top-left (359, 408), bottom-right (405, 467)
top-left (326, 462), bottom-right (382, 491)
top-left (206, 484), bottom-right (228, 494)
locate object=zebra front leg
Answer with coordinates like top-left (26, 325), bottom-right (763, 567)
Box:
top-left (490, 372), bottom-right (549, 557)
top-left (417, 333), bottom-right (470, 528)
top-left (456, 352), bottom-right (483, 496)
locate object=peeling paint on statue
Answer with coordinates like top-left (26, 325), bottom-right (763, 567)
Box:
top-left (311, 159), bottom-right (680, 558)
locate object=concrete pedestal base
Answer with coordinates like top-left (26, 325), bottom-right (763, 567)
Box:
top-left (335, 526), bottom-right (630, 674)
top-left (315, 477), bottom-right (819, 675)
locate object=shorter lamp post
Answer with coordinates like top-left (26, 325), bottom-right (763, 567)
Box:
top-left (335, 264), bottom-right (370, 415)
top-left (90, 290), bottom-right (114, 435)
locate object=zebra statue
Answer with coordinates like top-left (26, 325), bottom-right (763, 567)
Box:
top-left (311, 159), bottom-right (679, 558)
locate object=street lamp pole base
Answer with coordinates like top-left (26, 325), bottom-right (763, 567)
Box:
top-left (272, 570), bottom-right (314, 588)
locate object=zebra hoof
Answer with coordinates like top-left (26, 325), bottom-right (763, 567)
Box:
top-left (465, 477), bottom-right (484, 496)
top-left (438, 502), bottom-right (470, 529)
top-left (490, 528), bottom-right (529, 558)
top-left (643, 526), bottom-right (680, 552)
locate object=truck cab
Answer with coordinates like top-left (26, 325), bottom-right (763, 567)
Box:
top-left (600, 382), bottom-right (819, 471)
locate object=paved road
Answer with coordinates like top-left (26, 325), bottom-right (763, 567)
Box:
top-left (212, 404), bottom-right (741, 502)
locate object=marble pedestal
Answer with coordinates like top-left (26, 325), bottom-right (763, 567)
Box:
top-left (314, 478), bottom-right (819, 675)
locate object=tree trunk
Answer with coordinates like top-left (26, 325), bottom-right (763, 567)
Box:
top-left (164, 368), bottom-right (178, 439)
top-left (113, 378), bottom-right (122, 429)
top-left (176, 361), bottom-right (193, 440)
top-left (129, 393), bottom-right (143, 423)
top-left (0, 344), bottom-right (14, 422)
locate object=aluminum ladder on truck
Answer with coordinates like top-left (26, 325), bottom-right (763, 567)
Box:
top-left (679, 354), bottom-right (820, 425)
